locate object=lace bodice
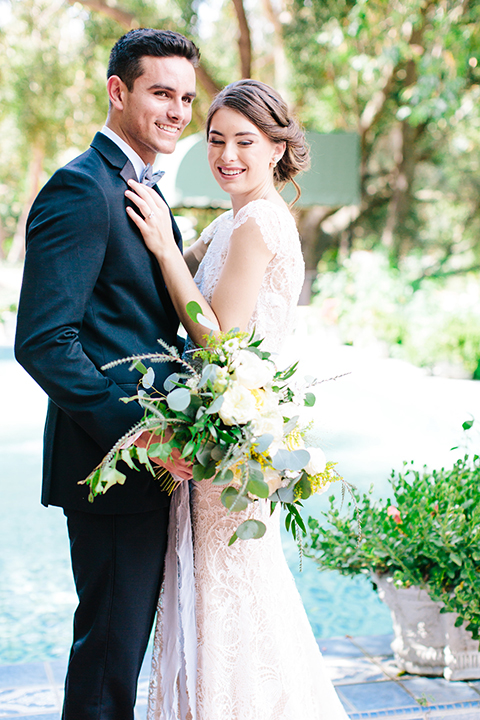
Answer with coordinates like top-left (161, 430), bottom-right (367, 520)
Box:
top-left (193, 199), bottom-right (305, 353)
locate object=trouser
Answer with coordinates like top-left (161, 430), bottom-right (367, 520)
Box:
top-left (62, 507), bottom-right (169, 720)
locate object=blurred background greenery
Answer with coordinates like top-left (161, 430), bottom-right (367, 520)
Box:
top-left (0, 0), bottom-right (479, 376)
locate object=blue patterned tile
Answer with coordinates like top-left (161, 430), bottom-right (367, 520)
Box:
top-left (401, 677), bottom-right (480, 704)
top-left (337, 680), bottom-right (420, 711)
top-left (0, 686), bottom-right (58, 716)
top-left (0, 662), bottom-right (49, 689)
top-left (351, 634), bottom-right (395, 658)
top-left (326, 655), bottom-right (390, 684)
top-left (317, 636), bottom-right (365, 658)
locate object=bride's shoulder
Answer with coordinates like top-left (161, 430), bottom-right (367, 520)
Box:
top-left (233, 199), bottom-right (298, 255)
top-left (234, 198), bottom-right (293, 227)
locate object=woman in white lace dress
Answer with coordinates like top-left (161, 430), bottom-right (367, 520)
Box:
top-left (126, 80), bottom-right (349, 720)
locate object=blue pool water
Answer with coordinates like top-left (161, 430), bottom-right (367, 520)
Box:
top-left (2, 329), bottom-right (480, 665)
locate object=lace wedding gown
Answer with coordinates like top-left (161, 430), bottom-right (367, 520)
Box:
top-left (147, 199), bottom-right (349, 720)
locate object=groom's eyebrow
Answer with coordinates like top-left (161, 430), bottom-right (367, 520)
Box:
top-left (148, 83), bottom-right (196, 98)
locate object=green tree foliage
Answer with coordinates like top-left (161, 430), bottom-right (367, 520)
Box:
top-left (284, 0), bottom-right (480, 272)
top-left (0, 0), bottom-right (479, 281)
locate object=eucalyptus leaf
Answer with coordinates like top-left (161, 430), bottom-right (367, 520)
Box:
top-left (275, 485), bottom-right (295, 503)
top-left (221, 486), bottom-right (249, 512)
top-left (192, 463), bottom-right (207, 482)
top-left (196, 442), bottom-right (214, 467)
top-left (167, 387), bottom-right (191, 412)
top-left (211, 444), bottom-right (227, 461)
top-left (206, 395), bottom-right (224, 414)
top-left (142, 366), bottom-right (155, 389)
top-left (164, 372), bottom-right (180, 392)
top-left (304, 392), bottom-right (316, 407)
top-left (272, 448), bottom-right (310, 471)
top-left (247, 477), bottom-right (270, 499)
top-left (236, 519), bottom-right (267, 540)
top-left (212, 469), bottom-right (234, 485)
top-left (254, 434), bottom-right (274, 454)
top-left (283, 416), bottom-right (299, 435)
top-left (199, 364), bottom-right (218, 388)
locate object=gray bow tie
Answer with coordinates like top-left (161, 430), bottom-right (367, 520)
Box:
top-left (140, 163), bottom-right (165, 187)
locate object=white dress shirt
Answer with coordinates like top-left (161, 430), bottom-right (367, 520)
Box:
top-left (100, 125), bottom-right (145, 181)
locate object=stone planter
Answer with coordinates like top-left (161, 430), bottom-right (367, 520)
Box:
top-left (444, 614), bottom-right (480, 681)
top-left (373, 574), bottom-right (480, 680)
top-left (373, 573), bottom-right (445, 676)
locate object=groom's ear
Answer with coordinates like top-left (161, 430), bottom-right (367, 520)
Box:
top-left (107, 75), bottom-right (127, 111)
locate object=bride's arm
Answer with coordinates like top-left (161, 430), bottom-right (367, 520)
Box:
top-left (125, 180), bottom-right (273, 346)
top-left (184, 237), bottom-right (207, 276)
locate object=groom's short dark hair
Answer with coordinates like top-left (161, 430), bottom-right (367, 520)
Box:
top-left (108, 29), bottom-right (200, 91)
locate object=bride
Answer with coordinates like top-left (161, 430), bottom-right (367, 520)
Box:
top-left (125, 79), bottom-right (349, 720)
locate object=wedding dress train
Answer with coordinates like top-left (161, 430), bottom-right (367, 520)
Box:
top-left (147, 200), bottom-right (349, 720)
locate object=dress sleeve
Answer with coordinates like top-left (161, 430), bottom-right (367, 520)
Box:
top-left (232, 200), bottom-right (289, 256)
top-left (199, 212), bottom-right (227, 246)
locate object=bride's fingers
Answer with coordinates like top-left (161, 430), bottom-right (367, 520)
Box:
top-left (125, 187), bottom-right (156, 220)
top-left (127, 179), bottom-right (168, 214)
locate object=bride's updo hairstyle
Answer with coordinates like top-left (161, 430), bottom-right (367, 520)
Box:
top-left (206, 79), bottom-right (310, 204)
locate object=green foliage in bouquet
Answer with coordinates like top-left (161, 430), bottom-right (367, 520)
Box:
top-left (305, 429), bottom-right (480, 640)
top-left (84, 309), bottom-right (343, 544)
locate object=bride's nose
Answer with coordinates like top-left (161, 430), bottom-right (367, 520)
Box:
top-left (221, 141), bottom-right (238, 163)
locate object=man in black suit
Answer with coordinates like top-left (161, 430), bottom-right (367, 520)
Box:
top-left (15, 28), bottom-right (199, 720)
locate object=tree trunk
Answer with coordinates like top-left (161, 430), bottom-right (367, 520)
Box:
top-left (7, 145), bottom-right (44, 263)
top-left (296, 206), bottom-right (338, 303)
top-left (261, 0), bottom-right (289, 100)
top-left (231, 0), bottom-right (252, 78)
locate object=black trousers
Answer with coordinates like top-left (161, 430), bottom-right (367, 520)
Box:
top-left (62, 507), bottom-right (169, 720)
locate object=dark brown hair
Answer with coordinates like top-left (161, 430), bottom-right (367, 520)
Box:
top-left (206, 79), bottom-right (310, 203)
top-left (108, 29), bottom-right (200, 91)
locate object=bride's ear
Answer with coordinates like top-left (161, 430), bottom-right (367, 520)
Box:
top-left (271, 141), bottom-right (286, 167)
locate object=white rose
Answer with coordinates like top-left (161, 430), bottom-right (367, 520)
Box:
top-left (218, 382), bottom-right (258, 425)
top-left (264, 467), bottom-right (283, 495)
top-left (304, 447), bottom-right (327, 476)
top-left (234, 349), bottom-right (275, 390)
top-left (251, 413), bottom-right (284, 443)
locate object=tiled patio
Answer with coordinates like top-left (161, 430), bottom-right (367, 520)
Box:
top-left (1, 634), bottom-right (480, 719)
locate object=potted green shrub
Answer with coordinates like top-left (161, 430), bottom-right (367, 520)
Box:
top-left (305, 442), bottom-right (480, 680)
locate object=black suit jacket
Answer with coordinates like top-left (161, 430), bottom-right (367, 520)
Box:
top-left (15, 132), bottom-right (183, 514)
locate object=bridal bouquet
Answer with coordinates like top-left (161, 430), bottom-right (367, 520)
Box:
top-left (84, 303), bottom-right (342, 543)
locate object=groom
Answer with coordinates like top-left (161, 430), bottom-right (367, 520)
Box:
top-left (15, 29), bottom-right (199, 719)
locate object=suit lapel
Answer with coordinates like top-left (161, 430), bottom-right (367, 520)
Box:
top-left (91, 132), bottom-right (183, 251)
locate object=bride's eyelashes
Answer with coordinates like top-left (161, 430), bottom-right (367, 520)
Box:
top-left (208, 138), bottom-right (254, 147)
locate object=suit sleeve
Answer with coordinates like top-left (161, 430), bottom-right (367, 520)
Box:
top-left (15, 168), bottom-right (144, 452)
